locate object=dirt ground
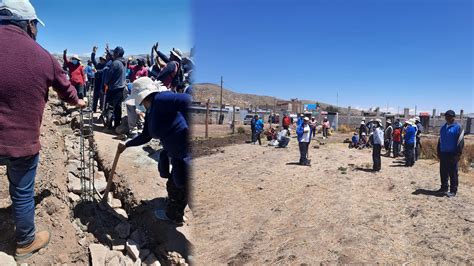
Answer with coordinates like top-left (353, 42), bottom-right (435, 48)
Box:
top-left (191, 133), bottom-right (474, 264)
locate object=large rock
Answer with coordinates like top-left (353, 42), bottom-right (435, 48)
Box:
top-left (126, 239), bottom-right (140, 261)
top-left (94, 179), bottom-right (108, 193)
top-left (68, 192), bottom-right (81, 203)
top-left (114, 208), bottom-right (129, 220)
top-left (109, 197), bottom-right (122, 209)
top-left (89, 243), bottom-right (109, 266)
top-left (68, 178), bottom-right (82, 194)
top-left (95, 171), bottom-right (106, 181)
top-left (143, 253), bottom-right (161, 266)
top-left (0, 252), bottom-right (16, 266)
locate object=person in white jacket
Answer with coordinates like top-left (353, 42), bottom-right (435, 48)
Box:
top-left (372, 119), bottom-right (384, 171)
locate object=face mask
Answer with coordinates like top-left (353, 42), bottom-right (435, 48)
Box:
top-left (71, 59), bottom-right (79, 65)
top-left (136, 104), bottom-right (146, 113)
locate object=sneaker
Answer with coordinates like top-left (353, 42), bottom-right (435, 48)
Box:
top-left (446, 192), bottom-right (456, 198)
top-left (436, 188), bottom-right (448, 194)
top-left (15, 231), bottom-right (51, 260)
top-left (154, 209), bottom-right (184, 226)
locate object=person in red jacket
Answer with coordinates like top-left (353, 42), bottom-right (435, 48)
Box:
top-left (0, 0), bottom-right (85, 259)
top-left (127, 57), bottom-right (149, 82)
top-left (63, 49), bottom-right (86, 99)
top-left (283, 114), bottom-right (291, 136)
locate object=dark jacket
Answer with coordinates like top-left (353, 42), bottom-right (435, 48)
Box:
top-left (104, 57), bottom-right (127, 91)
top-left (91, 52), bottom-right (107, 91)
top-left (250, 118), bottom-right (256, 131)
top-left (0, 25), bottom-right (79, 157)
top-left (125, 92), bottom-right (191, 159)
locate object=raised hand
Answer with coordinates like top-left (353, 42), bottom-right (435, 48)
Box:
top-left (93, 46), bottom-right (98, 53)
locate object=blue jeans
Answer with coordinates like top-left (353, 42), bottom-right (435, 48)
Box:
top-left (0, 154), bottom-right (38, 246)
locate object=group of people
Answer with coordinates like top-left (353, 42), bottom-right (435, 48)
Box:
top-left (249, 113), bottom-right (334, 166)
top-left (62, 42), bottom-right (194, 138)
top-left (0, 0), bottom-right (193, 260)
top-left (251, 113), bottom-right (332, 148)
top-left (351, 112), bottom-right (464, 198)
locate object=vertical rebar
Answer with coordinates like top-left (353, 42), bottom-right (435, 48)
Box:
top-left (79, 79), bottom-right (96, 201)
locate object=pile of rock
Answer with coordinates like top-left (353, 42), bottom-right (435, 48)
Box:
top-left (88, 226), bottom-right (160, 266)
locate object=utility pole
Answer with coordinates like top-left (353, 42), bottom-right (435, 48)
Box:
top-left (219, 76), bottom-right (223, 125)
top-left (336, 92), bottom-right (339, 107)
top-left (232, 105), bottom-right (236, 134)
top-left (205, 99), bottom-right (210, 138)
top-left (415, 105), bottom-right (417, 117)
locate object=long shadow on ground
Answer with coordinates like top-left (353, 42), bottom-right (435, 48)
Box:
top-left (412, 189), bottom-right (446, 197)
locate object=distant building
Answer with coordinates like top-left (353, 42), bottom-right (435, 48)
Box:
top-left (290, 98), bottom-right (303, 114)
top-left (276, 101), bottom-right (292, 112)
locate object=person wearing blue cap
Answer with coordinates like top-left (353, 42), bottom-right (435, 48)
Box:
top-left (437, 110), bottom-right (464, 197)
top-left (103, 46), bottom-right (127, 129)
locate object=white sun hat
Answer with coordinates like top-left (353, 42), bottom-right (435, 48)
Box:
top-left (129, 77), bottom-right (159, 106)
top-left (71, 54), bottom-right (81, 61)
top-left (0, 0), bottom-right (45, 26)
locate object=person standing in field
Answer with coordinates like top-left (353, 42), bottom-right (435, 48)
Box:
top-left (414, 116), bottom-right (424, 161)
top-left (437, 110), bottom-right (464, 198)
top-left (372, 119), bottom-right (384, 171)
top-left (255, 115), bottom-right (264, 145)
top-left (392, 123), bottom-right (402, 158)
top-left (322, 117), bottom-right (330, 139)
top-left (384, 119), bottom-right (393, 156)
top-left (282, 114), bottom-right (291, 136)
top-left (297, 117), bottom-right (313, 165)
top-left (404, 119), bottom-right (417, 166)
top-left (250, 114), bottom-right (257, 143)
top-left (63, 50), bottom-right (86, 99)
top-left (0, 0), bottom-right (86, 258)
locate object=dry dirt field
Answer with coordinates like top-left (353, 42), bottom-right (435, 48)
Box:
top-left (191, 133), bottom-right (474, 264)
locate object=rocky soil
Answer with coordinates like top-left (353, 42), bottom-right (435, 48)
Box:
top-left (191, 132), bottom-right (474, 264)
top-left (0, 94), bottom-right (186, 265)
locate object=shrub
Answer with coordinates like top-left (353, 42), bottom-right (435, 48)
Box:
top-left (237, 126), bottom-right (246, 134)
top-left (338, 124), bottom-right (352, 134)
top-left (421, 139), bottom-right (474, 173)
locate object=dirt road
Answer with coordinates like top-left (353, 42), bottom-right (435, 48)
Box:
top-left (191, 134), bottom-right (474, 264)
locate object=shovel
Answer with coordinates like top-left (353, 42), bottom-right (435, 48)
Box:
top-left (100, 144), bottom-right (121, 206)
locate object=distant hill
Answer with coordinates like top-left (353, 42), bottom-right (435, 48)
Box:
top-left (193, 83), bottom-right (361, 115)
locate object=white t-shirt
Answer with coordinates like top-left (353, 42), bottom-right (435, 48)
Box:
top-left (301, 124), bottom-right (311, 142)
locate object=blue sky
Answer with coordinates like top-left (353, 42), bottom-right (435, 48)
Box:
top-left (32, 0), bottom-right (191, 56)
top-left (194, 0), bottom-right (473, 114)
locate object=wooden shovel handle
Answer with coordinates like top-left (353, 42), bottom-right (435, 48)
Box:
top-left (101, 144), bottom-right (121, 203)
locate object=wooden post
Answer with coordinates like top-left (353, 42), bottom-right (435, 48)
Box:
top-left (205, 99), bottom-right (210, 138)
top-left (232, 105), bottom-right (236, 134)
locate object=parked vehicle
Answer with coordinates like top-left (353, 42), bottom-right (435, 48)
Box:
top-left (243, 114), bottom-right (255, 125)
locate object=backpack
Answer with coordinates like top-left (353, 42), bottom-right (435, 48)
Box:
top-left (393, 128), bottom-right (401, 142)
top-left (171, 61), bottom-right (185, 89)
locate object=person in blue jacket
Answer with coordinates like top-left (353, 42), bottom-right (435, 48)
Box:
top-left (404, 119), bottom-right (417, 167)
top-left (296, 117), bottom-right (313, 165)
top-left (118, 77), bottom-right (191, 225)
top-left (255, 115), bottom-right (264, 145)
top-left (437, 110), bottom-right (464, 197)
